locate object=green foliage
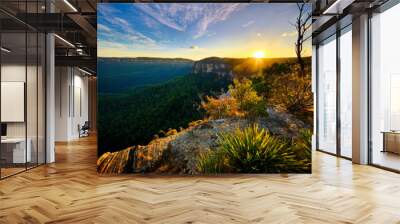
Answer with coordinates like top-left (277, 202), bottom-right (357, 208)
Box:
top-left (264, 62), bottom-right (292, 76)
top-left (228, 79), bottom-right (268, 120)
top-left (291, 129), bottom-right (312, 161)
top-left (261, 60), bottom-right (313, 118)
top-left (197, 150), bottom-right (227, 174)
top-left (250, 76), bottom-right (270, 97)
top-left (269, 74), bottom-right (313, 114)
top-left (201, 95), bottom-right (241, 119)
top-left (98, 59), bottom-right (193, 93)
top-left (201, 79), bottom-right (267, 120)
top-left (197, 125), bottom-right (311, 173)
top-left (98, 73), bottom-right (230, 155)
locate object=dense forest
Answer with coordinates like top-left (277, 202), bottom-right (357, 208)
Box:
top-left (98, 70), bottom-right (231, 155)
top-left (98, 58), bottom-right (193, 93)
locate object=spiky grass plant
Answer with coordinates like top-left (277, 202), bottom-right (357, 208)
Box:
top-left (97, 147), bottom-right (135, 174)
top-left (294, 129), bottom-right (312, 159)
top-left (197, 150), bottom-right (227, 174)
top-left (216, 124), bottom-right (308, 173)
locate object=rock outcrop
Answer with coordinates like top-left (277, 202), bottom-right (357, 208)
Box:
top-left (192, 57), bottom-right (234, 78)
top-left (118, 108), bottom-right (310, 174)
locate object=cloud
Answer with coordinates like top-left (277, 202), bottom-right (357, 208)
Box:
top-left (135, 4), bottom-right (185, 31)
top-left (112, 17), bottom-right (130, 27)
top-left (241, 20), bottom-right (254, 28)
top-left (281, 31), bottom-right (297, 37)
top-left (143, 15), bottom-right (159, 28)
top-left (207, 32), bottom-right (217, 37)
top-left (98, 24), bottom-right (112, 33)
top-left (98, 9), bottom-right (157, 49)
top-left (136, 4), bottom-right (247, 39)
top-left (192, 4), bottom-right (245, 39)
top-left (98, 40), bottom-right (126, 49)
top-left (98, 4), bottom-right (121, 18)
top-left (98, 5), bottom-right (158, 48)
top-left (190, 45), bottom-right (199, 50)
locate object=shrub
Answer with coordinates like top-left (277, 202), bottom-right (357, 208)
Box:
top-left (201, 95), bottom-right (241, 119)
top-left (264, 63), bottom-right (313, 115)
top-left (189, 120), bottom-right (206, 127)
top-left (197, 150), bottom-right (227, 174)
top-left (166, 128), bottom-right (178, 136)
top-left (264, 62), bottom-right (292, 76)
top-left (292, 129), bottom-right (312, 161)
top-left (228, 79), bottom-right (268, 120)
top-left (197, 124), bottom-right (310, 173)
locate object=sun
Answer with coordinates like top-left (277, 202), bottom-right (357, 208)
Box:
top-left (253, 51), bottom-right (265, 59)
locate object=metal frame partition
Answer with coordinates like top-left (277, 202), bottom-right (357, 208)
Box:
top-left (367, 0), bottom-right (400, 173)
top-left (0, 0), bottom-right (47, 180)
top-left (314, 17), bottom-right (353, 161)
top-left (315, 0), bottom-right (400, 173)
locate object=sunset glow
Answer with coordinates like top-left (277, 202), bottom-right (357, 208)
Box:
top-left (253, 51), bottom-right (265, 58)
top-left (98, 4), bottom-right (312, 59)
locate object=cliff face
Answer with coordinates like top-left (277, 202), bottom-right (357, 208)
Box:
top-left (98, 109), bottom-right (310, 174)
top-left (192, 57), bottom-right (234, 78)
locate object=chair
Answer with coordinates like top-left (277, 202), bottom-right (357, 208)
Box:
top-left (79, 121), bottom-right (90, 138)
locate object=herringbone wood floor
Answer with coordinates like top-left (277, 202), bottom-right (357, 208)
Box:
top-left (1, 135), bottom-right (400, 224)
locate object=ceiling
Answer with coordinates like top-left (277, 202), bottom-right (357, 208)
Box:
top-left (2, 0), bottom-right (386, 74)
top-left (0, 0), bottom-right (97, 74)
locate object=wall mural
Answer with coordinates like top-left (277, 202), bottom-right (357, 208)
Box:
top-left (97, 3), bottom-right (313, 174)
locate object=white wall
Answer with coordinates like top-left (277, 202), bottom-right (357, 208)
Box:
top-left (1, 65), bottom-right (26, 138)
top-left (55, 67), bottom-right (89, 141)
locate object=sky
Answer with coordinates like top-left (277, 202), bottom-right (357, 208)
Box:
top-left (97, 3), bottom-right (312, 60)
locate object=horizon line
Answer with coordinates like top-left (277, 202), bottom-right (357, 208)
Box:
top-left (98, 55), bottom-right (312, 60)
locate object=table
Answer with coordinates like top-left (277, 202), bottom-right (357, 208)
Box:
top-left (381, 131), bottom-right (400, 154)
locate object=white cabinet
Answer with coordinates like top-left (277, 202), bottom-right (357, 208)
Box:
top-left (1, 138), bottom-right (32, 163)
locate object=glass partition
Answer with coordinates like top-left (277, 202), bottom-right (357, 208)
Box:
top-left (370, 3), bottom-right (400, 171)
top-left (339, 27), bottom-right (352, 158)
top-left (317, 35), bottom-right (337, 154)
top-left (38, 32), bottom-right (46, 165)
top-left (0, 1), bottom-right (46, 179)
top-left (1, 31), bottom-right (28, 177)
top-left (27, 31), bottom-right (38, 169)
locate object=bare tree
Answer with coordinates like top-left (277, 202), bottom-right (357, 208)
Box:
top-left (293, 3), bottom-right (312, 77)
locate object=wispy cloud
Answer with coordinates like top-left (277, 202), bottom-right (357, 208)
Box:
top-left (112, 17), bottom-right (130, 27)
top-left (143, 15), bottom-right (159, 28)
top-left (241, 20), bottom-right (255, 28)
top-left (98, 40), bottom-right (126, 49)
top-left (136, 3), bottom-right (247, 39)
top-left (98, 24), bottom-right (112, 33)
top-left (98, 7), bottom-right (157, 50)
top-left (281, 31), bottom-right (297, 37)
top-left (135, 4), bottom-right (185, 31)
top-left (98, 4), bottom-right (121, 18)
top-left (193, 4), bottom-right (246, 39)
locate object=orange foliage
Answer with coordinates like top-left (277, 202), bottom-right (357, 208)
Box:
top-left (201, 95), bottom-right (242, 119)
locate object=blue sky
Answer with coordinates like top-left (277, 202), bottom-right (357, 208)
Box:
top-left (98, 3), bottom-right (311, 60)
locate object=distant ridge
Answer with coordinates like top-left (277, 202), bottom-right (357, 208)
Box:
top-left (98, 57), bottom-right (194, 63)
top-left (98, 56), bottom-right (310, 63)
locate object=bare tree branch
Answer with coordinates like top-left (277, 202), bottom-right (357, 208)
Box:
top-left (293, 3), bottom-right (311, 77)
